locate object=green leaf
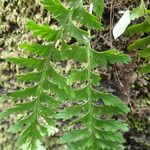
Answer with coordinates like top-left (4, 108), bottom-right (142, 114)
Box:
top-left (52, 43), bottom-right (88, 62)
top-left (68, 136), bottom-right (94, 150)
top-left (6, 57), bottom-right (44, 70)
top-left (41, 0), bottom-right (70, 25)
top-left (17, 72), bottom-right (42, 82)
top-left (125, 20), bottom-right (150, 36)
top-left (20, 43), bottom-right (50, 57)
top-left (10, 86), bottom-right (37, 100)
top-left (61, 128), bottom-right (91, 143)
top-left (131, 0), bottom-right (146, 20)
top-left (139, 63), bottom-right (150, 74)
top-left (69, 0), bottom-right (82, 7)
top-left (38, 104), bottom-right (55, 116)
top-left (92, 139), bottom-right (124, 150)
top-left (92, 90), bottom-right (128, 110)
top-left (67, 20), bottom-right (89, 43)
top-left (18, 126), bottom-right (31, 146)
top-left (138, 48), bottom-right (150, 58)
top-left (125, 1), bottom-right (150, 76)
top-left (57, 104), bottom-right (86, 120)
top-left (63, 45), bottom-right (88, 62)
top-left (93, 118), bottom-right (129, 132)
top-left (67, 69), bottom-right (101, 86)
top-left (67, 68), bottom-right (88, 85)
top-left (40, 92), bottom-right (60, 107)
top-left (42, 79), bottom-right (68, 100)
top-left (93, 105), bottom-right (129, 116)
top-left (91, 49), bottom-right (131, 68)
top-left (46, 65), bottom-right (66, 89)
top-left (91, 0), bottom-right (104, 16)
top-left (18, 124), bottom-right (42, 148)
top-left (27, 20), bottom-right (59, 41)
top-left (43, 117), bottom-right (55, 126)
top-left (74, 86), bottom-right (88, 101)
top-left (56, 43), bottom-right (88, 62)
top-left (95, 130), bottom-right (125, 143)
top-left (73, 7), bottom-right (103, 31)
top-left (8, 113), bottom-right (36, 133)
top-left (128, 36), bottom-right (150, 50)
top-left (0, 101), bottom-right (35, 119)
top-left (91, 71), bottom-right (101, 85)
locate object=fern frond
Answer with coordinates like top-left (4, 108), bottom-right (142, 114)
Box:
top-left (1, 16), bottom-right (72, 150)
top-left (54, 2), bottom-right (130, 149)
top-left (126, 1), bottom-right (150, 74)
top-left (58, 22), bottom-right (130, 150)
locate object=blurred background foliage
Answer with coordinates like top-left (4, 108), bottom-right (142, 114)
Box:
top-left (0, 0), bottom-right (149, 150)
